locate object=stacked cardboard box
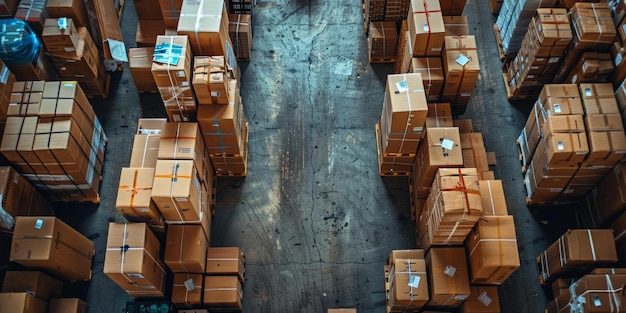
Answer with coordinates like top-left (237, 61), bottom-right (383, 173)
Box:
top-left (129, 48), bottom-right (158, 93)
top-left (0, 293), bottom-right (47, 313)
top-left (466, 215), bottom-right (520, 285)
top-left (132, 0), bottom-right (164, 48)
top-left (495, 0), bottom-right (557, 57)
top-left (408, 0), bottom-right (444, 57)
top-left (229, 14), bottom-right (252, 60)
top-left (460, 133), bottom-right (490, 173)
top-left (425, 103), bottom-right (453, 128)
top-left (439, 0), bottom-right (466, 15)
top-left (92, 0), bottom-right (126, 71)
top-left (546, 273), bottom-right (626, 312)
top-left (394, 21), bottom-right (410, 74)
top-left (202, 247), bottom-right (246, 310)
top-left (49, 299), bottom-right (88, 313)
top-left (192, 56), bottom-right (230, 105)
top-left (385, 250), bottom-right (429, 312)
top-left (178, 0), bottom-right (232, 57)
top-left (0, 166), bottom-right (52, 231)
top-left (43, 19), bottom-right (110, 98)
top-left (443, 16), bottom-right (469, 37)
top-left (203, 275), bottom-right (243, 311)
top-left (586, 162), bottom-right (626, 227)
top-left (384, 0), bottom-right (410, 20)
top-left (10, 216), bottom-right (95, 281)
top-left (410, 58), bottom-right (444, 101)
top-left (417, 168), bottom-right (482, 250)
top-left (460, 286), bottom-right (500, 313)
top-left (412, 127), bottom-right (463, 199)
top-left (158, 0), bottom-right (180, 29)
top-left (368, 21), bottom-right (398, 63)
top-left (227, 0), bottom-right (254, 14)
top-left (566, 52), bottom-right (614, 84)
top-left (505, 8), bottom-right (572, 98)
top-left (441, 36), bottom-right (480, 113)
top-left (197, 78), bottom-right (249, 176)
top-left (2, 271), bottom-right (63, 301)
top-left (365, 0), bottom-right (385, 21)
top-left (553, 3), bottom-right (617, 83)
top-left (15, 0), bottom-right (47, 35)
top-left (152, 35), bottom-right (196, 122)
top-left (425, 247), bottom-right (471, 310)
top-left (1, 81), bottom-right (106, 202)
top-left (104, 223), bottom-right (167, 298)
top-left (377, 73), bottom-right (427, 175)
top-left (46, 0), bottom-right (91, 29)
top-left (172, 273), bottom-right (203, 307)
top-left (537, 229), bottom-right (618, 285)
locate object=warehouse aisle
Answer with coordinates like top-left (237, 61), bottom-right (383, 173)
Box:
top-left (51, 0), bottom-right (584, 312)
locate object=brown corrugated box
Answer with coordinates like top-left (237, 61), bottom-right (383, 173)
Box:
top-left (116, 168), bottom-right (162, 227)
top-left (538, 229), bottom-right (618, 284)
top-left (103, 223), bottom-right (166, 297)
top-left (151, 160), bottom-right (202, 223)
top-left (539, 84), bottom-right (583, 115)
top-left (368, 21), bottom-right (398, 61)
top-left (134, 0), bottom-right (164, 20)
top-left (546, 274), bottom-right (626, 313)
top-left (203, 276), bottom-right (243, 309)
top-left (439, 0), bottom-right (465, 15)
top-left (425, 247), bottom-right (470, 309)
top-left (197, 80), bottom-right (245, 155)
top-left (479, 180), bottom-right (508, 216)
top-left (46, 0), bottom-right (91, 28)
top-left (136, 20), bottom-right (165, 47)
top-left (92, 0), bottom-right (125, 68)
top-left (0, 292), bottom-right (47, 313)
top-left (42, 18), bottom-right (79, 53)
top-left (466, 215), bottom-right (520, 285)
top-left (206, 247), bottom-right (245, 282)
top-left (129, 48), bottom-right (158, 93)
top-left (151, 35), bottom-right (193, 89)
top-left (443, 16), bottom-right (469, 36)
top-left (388, 256), bottom-right (429, 311)
top-left (130, 134), bottom-right (161, 168)
top-left (460, 286), bottom-right (500, 313)
top-left (426, 103), bottom-right (453, 128)
top-left (571, 3), bottom-right (616, 47)
top-left (580, 83), bottom-right (620, 115)
top-left (380, 73), bottom-right (428, 155)
top-left (591, 163), bottom-right (626, 226)
top-left (158, 0), bottom-right (182, 28)
top-left (551, 279), bottom-right (570, 298)
top-left (584, 113), bottom-right (626, 167)
top-left (49, 298), bottom-right (87, 313)
top-left (10, 216), bottom-right (94, 281)
top-left (158, 122), bottom-right (206, 180)
top-left (1, 271), bottom-right (62, 300)
top-left (228, 13), bottom-right (252, 60)
top-left (192, 56), bottom-right (230, 105)
top-left (0, 166), bottom-right (53, 231)
top-left (441, 36), bottom-right (480, 107)
top-left (165, 224), bottom-right (208, 273)
top-left (0, 59), bottom-right (16, 119)
top-left (177, 0), bottom-right (231, 56)
top-left (171, 273), bottom-right (203, 307)
top-left (410, 58), bottom-right (444, 101)
top-left (408, 0), bottom-right (444, 57)
top-left (413, 127), bottom-right (463, 198)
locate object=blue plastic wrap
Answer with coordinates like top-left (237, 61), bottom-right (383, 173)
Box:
top-left (0, 18), bottom-right (41, 65)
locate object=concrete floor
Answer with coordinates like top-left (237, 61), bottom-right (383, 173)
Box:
top-left (3, 0), bottom-right (587, 312)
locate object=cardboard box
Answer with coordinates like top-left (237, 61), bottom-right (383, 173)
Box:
top-left (171, 273), bottom-right (203, 307)
top-left (136, 20), bottom-right (166, 48)
top-left (461, 286), bottom-right (500, 313)
top-left (0, 292), bottom-right (47, 313)
top-left (583, 113), bottom-right (626, 167)
top-left (408, 0), bottom-right (445, 56)
top-left (410, 58), bottom-right (444, 101)
top-left (134, 0), bottom-right (164, 20)
top-left (368, 21), bottom-right (398, 61)
top-left (425, 103), bottom-right (453, 128)
top-left (130, 134), bottom-right (161, 168)
top-left (592, 163), bottom-right (626, 225)
top-left (197, 82), bottom-right (245, 155)
top-left (151, 160), bottom-right (202, 223)
top-left (129, 48), bottom-right (158, 93)
top-left (158, 122), bottom-right (206, 179)
top-left (92, 0), bottom-right (126, 70)
top-left (229, 14), bottom-right (252, 60)
top-left (203, 276), bottom-right (243, 309)
top-left (479, 180), bottom-right (508, 216)
top-left (192, 56), bottom-right (230, 105)
top-left (165, 224), bottom-right (208, 273)
top-left (425, 247), bottom-right (471, 309)
top-left (206, 247), bottom-right (245, 281)
top-left (104, 223), bottom-right (166, 297)
top-left (10, 217), bottom-right (94, 281)
top-left (46, 0), bottom-right (91, 29)
top-left (116, 168), bottom-right (162, 227)
top-left (42, 18), bottom-right (79, 53)
top-left (413, 127), bottom-right (463, 196)
top-left (539, 84), bottom-right (583, 115)
top-left (49, 298), bottom-right (87, 313)
top-left (443, 16), bottom-right (469, 36)
top-left (580, 83), bottom-right (620, 115)
top-left (158, 0), bottom-right (182, 28)
top-left (1, 271), bottom-right (62, 300)
top-left (152, 36), bottom-right (194, 106)
top-left (388, 254), bottom-right (429, 311)
top-left (0, 166), bottom-right (53, 230)
top-left (466, 215), bottom-right (520, 285)
top-left (380, 73), bottom-right (428, 155)
top-left (571, 3), bottom-right (616, 47)
top-left (177, 0), bottom-right (231, 56)
top-left (538, 229), bottom-right (618, 284)
top-left (442, 36), bottom-right (480, 107)
top-left (439, 0), bottom-right (465, 15)
top-left (546, 274), bottom-right (626, 313)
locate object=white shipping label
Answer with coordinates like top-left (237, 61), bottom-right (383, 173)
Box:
top-left (184, 278), bottom-right (196, 291)
top-left (553, 104), bottom-right (561, 113)
top-left (396, 80), bottom-right (409, 93)
top-left (211, 92), bottom-right (220, 97)
top-left (175, 197), bottom-right (188, 202)
top-left (444, 265), bottom-right (457, 277)
top-left (441, 139), bottom-right (454, 150)
top-left (455, 295), bottom-right (468, 300)
top-left (456, 54), bottom-right (470, 66)
top-left (128, 273), bottom-right (145, 278)
top-left (571, 75), bottom-right (578, 84)
top-left (584, 88), bottom-right (593, 97)
top-left (408, 275), bottom-right (421, 288)
top-left (616, 53), bottom-right (623, 66)
top-left (478, 291), bottom-right (492, 306)
top-left (64, 47), bottom-right (76, 52)
top-left (423, 23), bottom-right (429, 31)
top-left (34, 219), bottom-right (43, 229)
top-left (138, 208), bottom-right (149, 212)
top-left (0, 65), bottom-right (8, 84)
top-left (413, 126), bottom-right (423, 133)
top-left (557, 141), bottom-right (564, 151)
top-left (593, 296), bottom-right (602, 306)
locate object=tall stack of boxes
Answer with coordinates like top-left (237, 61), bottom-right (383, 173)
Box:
top-left (425, 247), bottom-right (471, 310)
top-left (495, 0), bottom-right (557, 57)
top-left (177, 0), bottom-right (233, 58)
top-left (385, 250), bottom-right (428, 312)
top-left (376, 73), bottom-right (428, 175)
top-left (203, 247), bottom-right (245, 311)
top-left (104, 223), bottom-right (167, 298)
top-left (504, 8), bottom-right (572, 98)
top-left (0, 166), bottom-right (53, 231)
top-left (546, 271), bottom-right (626, 312)
top-left (229, 13), bottom-right (253, 60)
top-left (441, 35), bottom-right (480, 113)
top-left (42, 18), bottom-right (109, 98)
top-left (537, 229), bottom-right (618, 285)
top-left (0, 81), bottom-right (106, 202)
